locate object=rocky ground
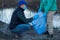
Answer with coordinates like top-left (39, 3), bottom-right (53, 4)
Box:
top-left (0, 21), bottom-right (60, 40)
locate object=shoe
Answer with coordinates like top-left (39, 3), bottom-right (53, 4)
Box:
top-left (14, 34), bottom-right (21, 39)
top-left (48, 34), bottom-right (53, 38)
top-left (43, 31), bottom-right (49, 34)
top-left (13, 33), bottom-right (22, 39)
top-left (50, 34), bottom-right (53, 37)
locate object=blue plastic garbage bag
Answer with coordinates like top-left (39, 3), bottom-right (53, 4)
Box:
top-left (32, 11), bottom-right (46, 35)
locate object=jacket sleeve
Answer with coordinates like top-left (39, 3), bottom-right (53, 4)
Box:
top-left (38, 0), bottom-right (44, 11)
top-left (44, 0), bottom-right (53, 15)
top-left (16, 11), bottom-right (33, 23)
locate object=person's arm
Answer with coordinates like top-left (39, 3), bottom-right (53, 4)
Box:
top-left (16, 11), bottom-right (33, 23)
top-left (38, 0), bottom-right (44, 11)
top-left (44, 0), bottom-right (53, 16)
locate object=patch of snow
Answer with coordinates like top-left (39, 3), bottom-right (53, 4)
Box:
top-left (0, 8), bottom-right (15, 24)
top-left (53, 14), bottom-right (60, 28)
top-left (24, 9), bottom-right (35, 19)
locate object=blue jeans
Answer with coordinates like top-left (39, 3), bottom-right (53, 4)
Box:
top-left (11, 24), bottom-right (30, 34)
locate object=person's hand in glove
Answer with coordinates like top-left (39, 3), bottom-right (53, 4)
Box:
top-left (33, 14), bottom-right (39, 20)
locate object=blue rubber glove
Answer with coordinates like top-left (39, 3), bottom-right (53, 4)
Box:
top-left (33, 14), bottom-right (39, 20)
top-left (42, 13), bottom-right (47, 17)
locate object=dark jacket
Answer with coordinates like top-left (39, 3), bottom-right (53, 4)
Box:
top-left (9, 7), bottom-right (33, 30)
